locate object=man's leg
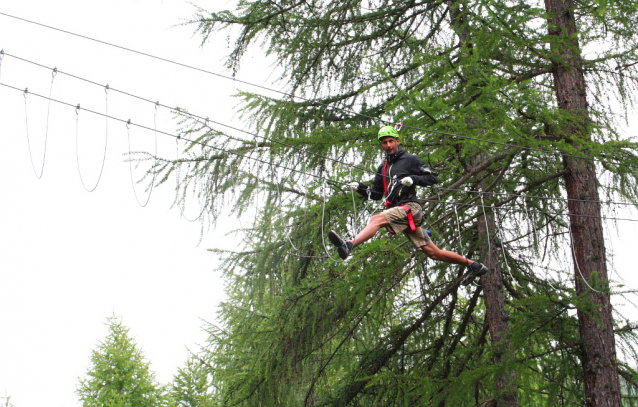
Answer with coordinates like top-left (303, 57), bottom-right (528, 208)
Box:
top-left (421, 243), bottom-right (488, 283)
top-left (421, 242), bottom-right (472, 265)
top-left (351, 213), bottom-right (390, 247)
top-left (328, 213), bottom-right (390, 260)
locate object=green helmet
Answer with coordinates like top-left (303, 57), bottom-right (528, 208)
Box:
top-left (378, 125), bottom-right (400, 140)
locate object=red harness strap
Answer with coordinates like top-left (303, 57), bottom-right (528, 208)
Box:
top-left (383, 161), bottom-right (417, 234)
top-left (382, 160), bottom-right (391, 208)
top-left (401, 204), bottom-right (418, 233)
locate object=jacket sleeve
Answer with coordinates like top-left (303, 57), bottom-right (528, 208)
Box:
top-left (368, 171), bottom-right (385, 200)
top-left (354, 164), bottom-right (385, 201)
top-left (410, 156), bottom-right (439, 187)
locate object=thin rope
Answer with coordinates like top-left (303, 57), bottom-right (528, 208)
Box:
top-left (75, 99), bottom-right (107, 192)
top-left (0, 48), bottom-right (4, 81)
top-left (602, 216), bottom-right (616, 281)
top-left (271, 162), bottom-right (299, 251)
top-left (452, 198), bottom-right (465, 256)
top-left (567, 220), bottom-right (603, 293)
top-left (348, 170), bottom-right (358, 240)
top-left (479, 191), bottom-right (493, 267)
top-left (352, 188), bottom-right (379, 231)
top-left (4, 81), bottom-right (638, 224)
top-left (3, 60), bottom-right (638, 211)
top-left (434, 186), bottom-right (638, 208)
top-left (5, 49), bottom-right (638, 184)
top-left (320, 180), bottom-right (341, 262)
top-left (174, 135), bottom-right (208, 222)
top-left (495, 206), bottom-right (516, 282)
top-left (126, 103), bottom-right (158, 207)
top-left (23, 67), bottom-right (56, 178)
top-left (522, 194), bottom-right (560, 290)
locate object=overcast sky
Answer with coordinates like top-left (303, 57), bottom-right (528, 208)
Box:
top-left (0, 1), bottom-right (253, 406)
top-left (1, 1), bottom-right (638, 407)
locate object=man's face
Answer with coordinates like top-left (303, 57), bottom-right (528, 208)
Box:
top-left (379, 136), bottom-right (400, 155)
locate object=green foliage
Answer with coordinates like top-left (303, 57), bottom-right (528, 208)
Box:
top-left (136, 0), bottom-right (638, 405)
top-left (76, 317), bottom-right (167, 407)
top-left (0, 395), bottom-right (13, 407)
top-left (168, 354), bottom-right (215, 407)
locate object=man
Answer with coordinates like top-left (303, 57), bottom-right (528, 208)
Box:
top-left (328, 125), bottom-right (489, 284)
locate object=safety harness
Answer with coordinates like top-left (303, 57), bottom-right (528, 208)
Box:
top-left (383, 160), bottom-right (417, 234)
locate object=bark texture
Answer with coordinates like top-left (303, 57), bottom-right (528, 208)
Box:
top-left (544, 0), bottom-right (622, 404)
top-left (476, 170), bottom-right (519, 407)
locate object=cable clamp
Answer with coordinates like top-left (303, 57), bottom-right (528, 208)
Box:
top-left (126, 119), bottom-right (131, 129)
top-left (105, 84), bottom-right (110, 94)
top-left (394, 122), bottom-right (403, 132)
top-left (23, 87), bottom-right (28, 98)
top-left (155, 100), bottom-right (160, 110)
top-left (75, 103), bottom-right (81, 115)
top-left (0, 49), bottom-right (4, 61)
top-left (52, 66), bottom-right (58, 78)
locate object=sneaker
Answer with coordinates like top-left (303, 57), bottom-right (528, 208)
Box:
top-left (462, 262), bottom-right (489, 286)
top-left (469, 262), bottom-right (489, 277)
top-left (328, 230), bottom-right (353, 260)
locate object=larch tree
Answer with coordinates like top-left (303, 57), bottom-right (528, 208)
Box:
top-left (76, 317), bottom-right (167, 407)
top-left (144, 0), bottom-right (638, 405)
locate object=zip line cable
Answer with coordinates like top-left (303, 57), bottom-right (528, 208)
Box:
top-left (1, 16), bottom-right (637, 173)
top-left (4, 51), bottom-right (638, 211)
top-left (126, 103), bottom-right (158, 207)
top-left (0, 82), bottom-right (344, 187)
top-left (22, 67), bottom-right (55, 178)
top-left (0, 52), bottom-right (378, 176)
top-left (75, 92), bottom-right (108, 192)
top-left (4, 50), bottom-right (638, 210)
top-left (3, 80), bottom-right (638, 226)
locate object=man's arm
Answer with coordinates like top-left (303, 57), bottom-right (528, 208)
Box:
top-left (409, 156), bottom-right (439, 187)
top-left (351, 170), bottom-right (385, 201)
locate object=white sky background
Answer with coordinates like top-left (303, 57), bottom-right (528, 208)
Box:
top-left (0, 1), bottom-right (258, 406)
top-left (0, 1), bottom-right (638, 407)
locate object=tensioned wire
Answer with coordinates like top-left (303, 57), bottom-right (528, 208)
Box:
top-left (0, 14), bottom-right (637, 174)
top-left (2, 51), bottom-right (637, 210)
top-left (2, 81), bottom-right (637, 225)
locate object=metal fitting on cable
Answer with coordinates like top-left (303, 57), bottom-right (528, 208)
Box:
top-left (126, 119), bottom-right (131, 129)
top-left (52, 66), bottom-right (58, 78)
top-left (105, 84), bottom-right (110, 94)
top-left (75, 103), bottom-right (80, 114)
top-left (23, 87), bottom-right (28, 97)
top-left (394, 122), bottom-right (403, 132)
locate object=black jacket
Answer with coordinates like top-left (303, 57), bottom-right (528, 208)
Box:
top-left (356, 146), bottom-right (438, 207)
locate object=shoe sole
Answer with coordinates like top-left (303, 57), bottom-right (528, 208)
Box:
top-left (462, 264), bottom-right (489, 286)
top-left (328, 230), bottom-right (345, 248)
top-left (461, 274), bottom-right (475, 286)
top-left (337, 246), bottom-right (350, 260)
top-left (474, 265), bottom-right (489, 276)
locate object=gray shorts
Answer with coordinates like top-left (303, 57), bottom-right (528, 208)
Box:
top-left (382, 202), bottom-right (433, 248)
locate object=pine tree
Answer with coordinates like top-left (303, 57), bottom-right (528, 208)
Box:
top-left (76, 317), bottom-right (166, 407)
top-left (169, 354), bottom-right (215, 407)
top-left (141, 0), bottom-right (638, 405)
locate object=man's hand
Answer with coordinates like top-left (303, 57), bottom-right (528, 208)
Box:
top-left (401, 177), bottom-right (413, 187)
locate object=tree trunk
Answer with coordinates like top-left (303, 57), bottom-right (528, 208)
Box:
top-left (544, 0), bottom-right (622, 404)
top-left (476, 166), bottom-right (519, 407)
